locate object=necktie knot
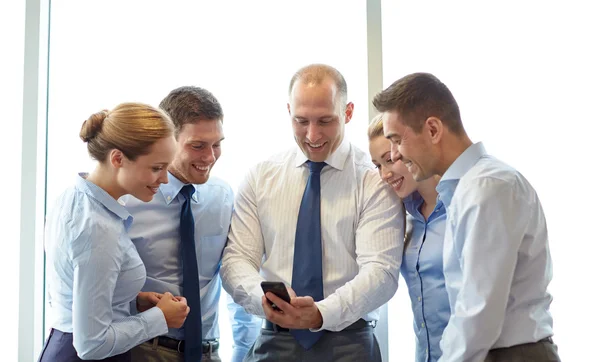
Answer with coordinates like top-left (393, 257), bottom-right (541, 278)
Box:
top-left (307, 161), bottom-right (326, 174)
top-left (180, 184), bottom-right (195, 200)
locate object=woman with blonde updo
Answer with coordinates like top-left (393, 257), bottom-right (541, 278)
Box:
top-left (40, 103), bottom-right (190, 362)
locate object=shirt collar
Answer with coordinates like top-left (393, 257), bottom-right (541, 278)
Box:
top-left (159, 172), bottom-right (199, 205)
top-left (75, 173), bottom-right (133, 227)
top-left (402, 191), bottom-right (424, 218)
top-left (440, 142), bottom-right (487, 182)
top-left (293, 137), bottom-right (350, 171)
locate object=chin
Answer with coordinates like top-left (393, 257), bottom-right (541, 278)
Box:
top-left (394, 191), bottom-right (406, 199)
top-left (134, 193), bottom-right (154, 202)
top-left (190, 174), bottom-right (210, 185)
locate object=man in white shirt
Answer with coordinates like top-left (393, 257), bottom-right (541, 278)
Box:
top-left (374, 72), bottom-right (560, 362)
top-left (220, 64), bottom-right (404, 362)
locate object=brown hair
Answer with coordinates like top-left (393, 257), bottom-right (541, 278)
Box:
top-left (289, 64), bottom-right (348, 103)
top-left (79, 102), bottom-right (174, 162)
top-left (372, 72), bottom-right (464, 134)
top-left (159, 86), bottom-right (223, 137)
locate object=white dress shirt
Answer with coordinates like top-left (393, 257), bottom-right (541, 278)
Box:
top-left (221, 139), bottom-right (404, 332)
top-left (437, 142), bottom-right (554, 362)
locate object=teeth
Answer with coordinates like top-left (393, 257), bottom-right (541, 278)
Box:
top-left (193, 165), bottom-right (210, 171)
top-left (308, 143), bottom-right (324, 148)
top-left (390, 177), bottom-right (403, 188)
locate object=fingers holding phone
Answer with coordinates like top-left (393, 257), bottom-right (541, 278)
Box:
top-left (261, 281), bottom-right (293, 311)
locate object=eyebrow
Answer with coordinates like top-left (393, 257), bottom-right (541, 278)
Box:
top-left (384, 132), bottom-right (399, 140)
top-left (189, 137), bottom-right (226, 144)
top-left (379, 150), bottom-right (390, 160)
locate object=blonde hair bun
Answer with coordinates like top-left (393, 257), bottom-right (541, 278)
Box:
top-left (80, 110), bottom-right (109, 142)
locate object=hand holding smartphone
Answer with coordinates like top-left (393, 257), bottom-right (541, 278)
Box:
top-left (261, 281), bottom-right (292, 311)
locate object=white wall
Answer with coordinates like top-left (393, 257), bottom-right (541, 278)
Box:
top-left (0, 2), bottom-right (26, 360)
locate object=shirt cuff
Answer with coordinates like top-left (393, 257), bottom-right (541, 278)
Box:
top-left (247, 283), bottom-right (267, 317)
top-left (311, 300), bottom-right (335, 332)
top-left (140, 306), bottom-right (169, 339)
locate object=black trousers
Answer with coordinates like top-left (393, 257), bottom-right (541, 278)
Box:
top-left (485, 337), bottom-right (561, 362)
top-left (38, 328), bottom-right (131, 362)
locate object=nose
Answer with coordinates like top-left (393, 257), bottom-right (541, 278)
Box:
top-left (201, 147), bottom-right (216, 164)
top-left (381, 169), bottom-right (393, 181)
top-left (306, 122), bottom-right (321, 143)
top-left (390, 144), bottom-right (402, 163)
top-left (158, 168), bottom-right (169, 184)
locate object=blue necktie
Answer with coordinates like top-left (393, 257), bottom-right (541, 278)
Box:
top-left (180, 185), bottom-right (202, 361)
top-left (291, 161), bottom-right (326, 350)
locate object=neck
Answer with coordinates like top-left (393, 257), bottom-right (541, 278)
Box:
top-left (167, 165), bottom-right (189, 184)
top-left (416, 176), bottom-right (440, 210)
top-left (86, 164), bottom-right (124, 200)
top-left (437, 132), bottom-right (473, 176)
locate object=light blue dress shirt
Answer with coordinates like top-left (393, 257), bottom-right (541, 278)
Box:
top-left (401, 192), bottom-right (450, 362)
top-left (45, 175), bottom-right (168, 360)
top-left (123, 172), bottom-right (260, 351)
top-left (437, 142), bottom-right (554, 362)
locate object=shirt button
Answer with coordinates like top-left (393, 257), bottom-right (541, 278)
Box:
top-left (421, 322), bottom-right (425, 328)
top-left (167, 196), bottom-right (172, 201)
top-left (418, 296), bottom-right (422, 301)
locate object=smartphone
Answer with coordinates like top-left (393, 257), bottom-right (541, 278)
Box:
top-left (260, 281), bottom-right (291, 311)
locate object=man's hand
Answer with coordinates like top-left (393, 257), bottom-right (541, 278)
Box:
top-left (262, 287), bottom-right (324, 330)
top-left (137, 292), bottom-right (163, 312)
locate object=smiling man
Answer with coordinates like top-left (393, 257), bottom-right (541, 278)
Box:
top-left (123, 86), bottom-right (260, 362)
top-left (374, 73), bottom-right (560, 362)
top-left (221, 64), bottom-right (404, 362)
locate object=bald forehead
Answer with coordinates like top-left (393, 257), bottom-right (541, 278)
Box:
top-left (290, 78), bottom-right (346, 106)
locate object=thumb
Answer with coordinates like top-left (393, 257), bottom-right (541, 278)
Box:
top-left (291, 296), bottom-right (315, 308)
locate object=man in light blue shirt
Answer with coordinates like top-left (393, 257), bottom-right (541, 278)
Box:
top-left (124, 86), bottom-right (260, 362)
top-left (374, 73), bottom-right (560, 362)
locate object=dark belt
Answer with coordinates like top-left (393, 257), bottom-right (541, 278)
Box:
top-left (490, 336), bottom-right (554, 351)
top-left (146, 336), bottom-right (219, 354)
top-left (262, 318), bottom-right (376, 332)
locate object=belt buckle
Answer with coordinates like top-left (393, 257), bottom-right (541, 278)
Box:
top-left (177, 340), bottom-right (184, 353)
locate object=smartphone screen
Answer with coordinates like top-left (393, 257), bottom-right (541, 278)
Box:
top-left (260, 281), bottom-right (291, 310)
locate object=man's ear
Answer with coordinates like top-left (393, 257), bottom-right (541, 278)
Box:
top-left (344, 102), bottom-right (354, 124)
top-left (425, 117), bottom-right (444, 145)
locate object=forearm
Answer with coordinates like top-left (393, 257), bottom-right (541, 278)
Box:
top-left (221, 249), bottom-right (266, 317)
top-left (73, 307), bottom-right (167, 359)
top-left (315, 264), bottom-right (399, 331)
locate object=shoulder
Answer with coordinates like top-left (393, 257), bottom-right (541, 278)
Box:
top-left (456, 156), bottom-right (534, 203)
top-left (48, 188), bottom-right (122, 258)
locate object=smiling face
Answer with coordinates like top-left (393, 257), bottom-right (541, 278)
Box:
top-left (116, 135), bottom-right (176, 202)
top-left (369, 135), bottom-right (419, 198)
top-left (167, 119), bottom-right (224, 185)
top-left (382, 110), bottom-right (440, 182)
top-left (288, 78), bottom-right (353, 162)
